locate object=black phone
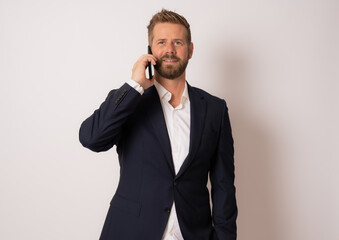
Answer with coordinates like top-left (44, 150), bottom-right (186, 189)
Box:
top-left (147, 45), bottom-right (153, 79)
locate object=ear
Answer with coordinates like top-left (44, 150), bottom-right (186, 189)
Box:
top-left (189, 42), bottom-right (194, 59)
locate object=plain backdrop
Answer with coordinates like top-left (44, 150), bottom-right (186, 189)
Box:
top-left (0, 0), bottom-right (338, 239)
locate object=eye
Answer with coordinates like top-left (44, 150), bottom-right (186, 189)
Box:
top-left (175, 41), bottom-right (183, 46)
top-left (158, 41), bottom-right (165, 45)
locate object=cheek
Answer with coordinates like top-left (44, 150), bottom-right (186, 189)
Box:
top-left (180, 50), bottom-right (190, 60)
top-left (151, 48), bottom-right (162, 59)
top-left (155, 51), bottom-right (163, 58)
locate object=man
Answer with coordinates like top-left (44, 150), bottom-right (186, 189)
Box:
top-left (79, 9), bottom-right (237, 240)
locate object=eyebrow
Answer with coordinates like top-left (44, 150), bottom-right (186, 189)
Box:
top-left (155, 38), bottom-right (184, 42)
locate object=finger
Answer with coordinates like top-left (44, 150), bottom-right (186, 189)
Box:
top-left (139, 56), bottom-right (155, 68)
top-left (144, 54), bottom-right (157, 62)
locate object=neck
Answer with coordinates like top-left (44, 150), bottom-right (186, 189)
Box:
top-left (155, 73), bottom-right (186, 108)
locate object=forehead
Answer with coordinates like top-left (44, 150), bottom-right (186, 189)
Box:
top-left (152, 23), bottom-right (187, 41)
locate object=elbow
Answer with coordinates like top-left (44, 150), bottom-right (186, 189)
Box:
top-left (79, 127), bottom-right (96, 151)
top-left (79, 126), bottom-right (114, 152)
top-left (79, 124), bottom-right (100, 152)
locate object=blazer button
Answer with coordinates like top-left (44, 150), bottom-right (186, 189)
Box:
top-left (174, 181), bottom-right (178, 186)
top-left (164, 208), bottom-right (171, 213)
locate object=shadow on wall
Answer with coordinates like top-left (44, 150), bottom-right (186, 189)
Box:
top-left (210, 47), bottom-right (281, 240)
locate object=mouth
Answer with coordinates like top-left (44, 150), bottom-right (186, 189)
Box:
top-left (163, 59), bottom-right (178, 63)
top-left (160, 55), bottom-right (180, 63)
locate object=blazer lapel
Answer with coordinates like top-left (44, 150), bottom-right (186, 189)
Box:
top-left (176, 84), bottom-right (207, 179)
top-left (143, 86), bottom-right (175, 176)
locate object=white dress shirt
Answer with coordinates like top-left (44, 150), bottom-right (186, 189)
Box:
top-left (127, 79), bottom-right (190, 240)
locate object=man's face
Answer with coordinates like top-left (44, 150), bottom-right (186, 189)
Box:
top-left (151, 23), bottom-right (193, 80)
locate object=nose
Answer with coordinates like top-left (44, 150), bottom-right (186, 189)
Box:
top-left (165, 42), bottom-right (176, 55)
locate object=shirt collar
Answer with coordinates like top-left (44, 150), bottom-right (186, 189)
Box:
top-left (154, 80), bottom-right (190, 104)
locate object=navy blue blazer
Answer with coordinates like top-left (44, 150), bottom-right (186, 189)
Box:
top-left (79, 83), bottom-right (237, 240)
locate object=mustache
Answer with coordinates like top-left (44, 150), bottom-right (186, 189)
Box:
top-left (159, 55), bottom-right (180, 61)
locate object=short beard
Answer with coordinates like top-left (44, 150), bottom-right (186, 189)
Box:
top-left (154, 54), bottom-right (189, 79)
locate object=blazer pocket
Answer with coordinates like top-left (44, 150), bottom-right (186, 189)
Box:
top-left (110, 194), bottom-right (141, 217)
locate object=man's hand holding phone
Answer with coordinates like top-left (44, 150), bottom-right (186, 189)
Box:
top-left (131, 49), bottom-right (157, 90)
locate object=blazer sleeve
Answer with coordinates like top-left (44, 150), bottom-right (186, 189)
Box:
top-left (79, 83), bottom-right (141, 152)
top-left (210, 100), bottom-right (237, 240)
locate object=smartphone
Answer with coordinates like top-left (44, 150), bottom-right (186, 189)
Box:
top-left (147, 45), bottom-right (153, 79)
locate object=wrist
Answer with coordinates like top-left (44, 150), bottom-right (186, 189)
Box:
top-left (127, 79), bottom-right (144, 95)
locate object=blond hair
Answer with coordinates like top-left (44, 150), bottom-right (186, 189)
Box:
top-left (147, 9), bottom-right (191, 45)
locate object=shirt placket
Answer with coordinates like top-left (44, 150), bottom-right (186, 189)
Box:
top-left (172, 108), bottom-right (180, 174)
top-left (167, 105), bottom-right (181, 240)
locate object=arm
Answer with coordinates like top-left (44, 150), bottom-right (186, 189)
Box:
top-left (210, 100), bottom-right (237, 240)
top-left (79, 54), bottom-right (157, 152)
top-left (79, 84), bottom-right (141, 152)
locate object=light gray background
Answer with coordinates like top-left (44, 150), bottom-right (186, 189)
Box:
top-left (1, 0), bottom-right (338, 239)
